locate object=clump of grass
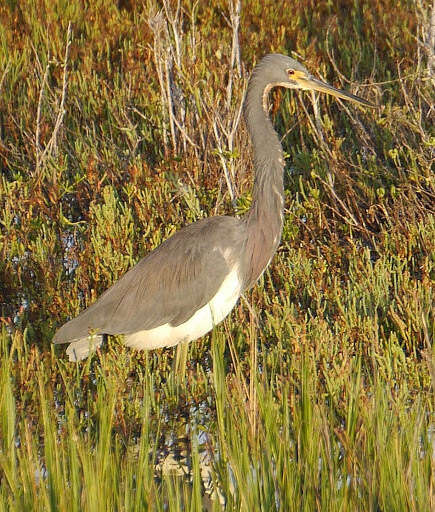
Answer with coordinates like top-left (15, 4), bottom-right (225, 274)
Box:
top-left (0, 331), bottom-right (433, 510)
top-left (0, 0), bottom-right (434, 510)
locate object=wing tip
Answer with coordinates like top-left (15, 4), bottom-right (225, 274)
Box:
top-left (52, 320), bottom-right (93, 345)
top-left (52, 328), bottom-right (65, 345)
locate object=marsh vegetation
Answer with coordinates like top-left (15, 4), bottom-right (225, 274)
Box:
top-left (0, 0), bottom-right (434, 509)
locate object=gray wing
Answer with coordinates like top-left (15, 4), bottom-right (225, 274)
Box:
top-left (53, 215), bottom-right (245, 344)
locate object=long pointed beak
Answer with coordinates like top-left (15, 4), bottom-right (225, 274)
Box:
top-left (300, 76), bottom-right (375, 108)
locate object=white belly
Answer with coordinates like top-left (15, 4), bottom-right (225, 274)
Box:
top-left (124, 267), bottom-right (241, 350)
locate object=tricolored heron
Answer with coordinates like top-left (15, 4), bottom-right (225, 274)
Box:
top-left (53, 54), bottom-right (373, 361)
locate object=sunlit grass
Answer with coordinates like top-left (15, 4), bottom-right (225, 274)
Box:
top-left (0, 0), bottom-right (434, 509)
top-left (0, 330), bottom-right (433, 510)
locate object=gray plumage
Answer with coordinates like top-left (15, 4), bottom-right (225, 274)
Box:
top-left (53, 54), bottom-right (373, 361)
top-left (56, 217), bottom-right (243, 340)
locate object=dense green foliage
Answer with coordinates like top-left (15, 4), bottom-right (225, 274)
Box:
top-left (0, 0), bottom-right (434, 510)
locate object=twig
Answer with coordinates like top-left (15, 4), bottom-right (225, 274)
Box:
top-left (429, 0), bottom-right (435, 77)
top-left (162, 0), bottom-right (182, 68)
top-left (45, 22), bottom-right (72, 157)
top-left (310, 90), bottom-right (325, 145)
top-left (35, 62), bottom-right (50, 175)
top-left (297, 94), bottom-right (331, 157)
top-left (35, 22), bottom-right (72, 176)
top-left (317, 173), bottom-right (361, 228)
top-left (211, 118), bottom-right (235, 203)
top-left (226, 0), bottom-right (241, 109)
top-left (325, 22), bottom-right (351, 85)
top-left (149, 12), bottom-right (170, 150)
top-left (164, 57), bottom-right (177, 151)
top-left (171, 112), bottom-right (198, 149)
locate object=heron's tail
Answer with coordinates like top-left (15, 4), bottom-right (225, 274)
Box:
top-left (65, 335), bottom-right (104, 362)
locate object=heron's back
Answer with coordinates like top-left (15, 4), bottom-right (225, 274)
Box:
top-left (53, 215), bottom-right (247, 348)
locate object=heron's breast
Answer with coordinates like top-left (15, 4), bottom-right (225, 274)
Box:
top-left (124, 267), bottom-right (242, 350)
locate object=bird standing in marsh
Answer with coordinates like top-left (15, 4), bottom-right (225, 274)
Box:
top-left (53, 53), bottom-right (374, 361)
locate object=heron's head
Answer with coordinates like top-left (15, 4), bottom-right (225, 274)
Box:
top-left (258, 54), bottom-right (374, 108)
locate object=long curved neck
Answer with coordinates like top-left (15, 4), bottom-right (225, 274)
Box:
top-left (242, 71), bottom-right (285, 290)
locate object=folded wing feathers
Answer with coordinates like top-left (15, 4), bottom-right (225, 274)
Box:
top-left (53, 216), bottom-right (245, 345)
